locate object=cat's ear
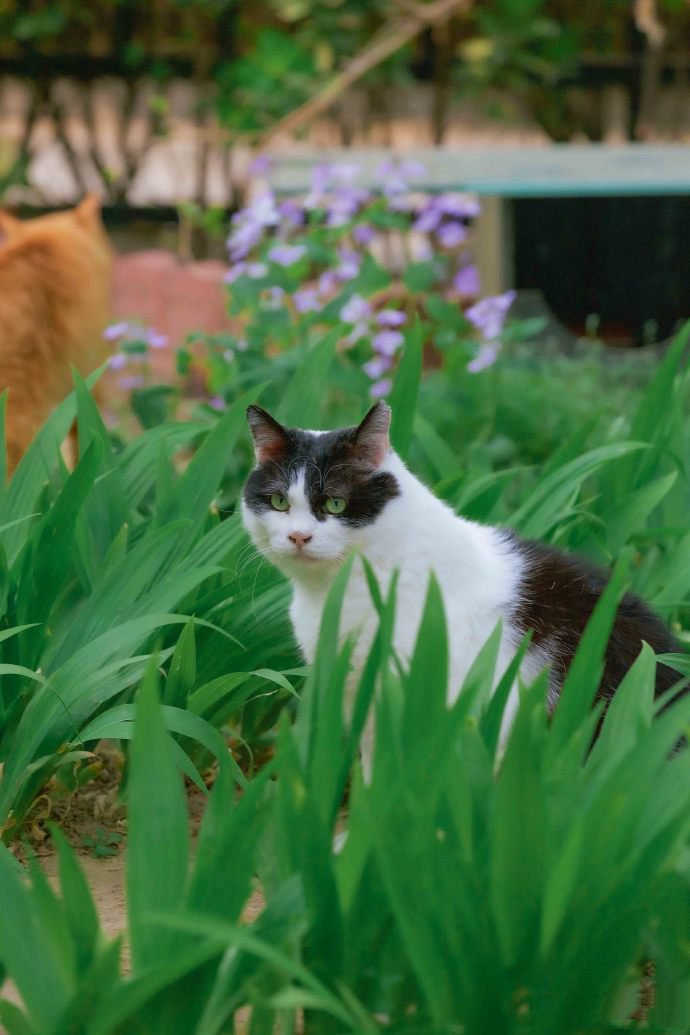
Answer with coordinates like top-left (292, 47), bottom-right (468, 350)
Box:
top-left (247, 405), bottom-right (289, 464)
top-left (74, 193), bottom-right (102, 229)
top-left (353, 401), bottom-right (391, 468)
top-left (0, 210), bottom-right (21, 241)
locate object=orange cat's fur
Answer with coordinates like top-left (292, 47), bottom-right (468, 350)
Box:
top-left (0, 196), bottom-right (113, 473)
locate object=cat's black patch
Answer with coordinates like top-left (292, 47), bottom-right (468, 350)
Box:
top-left (243, 424), bottom-right (400, 527)
top-left (509, 534), bottom-right (683, 708)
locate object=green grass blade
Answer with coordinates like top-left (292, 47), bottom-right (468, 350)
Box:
top-left (163, 617), bottom-right (196, 707)
top-left (389, 318), bottom-right (424, 459)
top-left (277, 330), bottom-right (340, 428)
top-left (0, 844), bottom-right (70, 1029)
top-left (126, 659), bottom-right (190, 970)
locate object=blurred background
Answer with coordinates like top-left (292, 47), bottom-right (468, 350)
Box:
top-left (1, 0), bottom-right (689, 348)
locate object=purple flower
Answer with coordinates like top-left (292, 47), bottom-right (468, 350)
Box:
top-left (373, 329), bottom-right (404, 357)
top-left (340, 294), bottom-right (371, 324)
top-left (227, 191), bottom-right (280, 260)
top-left (294, 287), bottom-right (321, 313)
top-left (363, 355), bottom-right (392, 379)
top-left (224, 262), bottom-right (247, 283)
top-left (310, 162), bottom-right (333, 195)
top-left (249, 154), bottom-right (272, 175)
top-left (227, 222), bottom-right (263, 262)
top-left (209, 395), bottom-right (226, 410)
top-left (353, 223), bottom-right (376, 245)
top-left (437, 222), bottom-right (467, 249)
top-left (466, 290), bottom-right (517, 341)
top-left (437, 194), bottom-right (481, 219)
top-left (467, 342), bottom-right (500, 373)
top-left (305, 162), bottom-right (361, 209)
top-left (279, 199), bottom-right (304, 226)
top-left (413, 203), bottom-right (443, 234)
top-left (454, 263), bottom-right (481, 297)
top-left (223, 349), bottom-right (235, 362)
top-left (248, 192), bottom-right (280, 226)
top-left (247, 262), bottom-right (268, 279)
top-left (335, 247), bottom-right (361, 281)
top-left (326, 187), bottom-right (369, 227)
top-left (119, 374), bottom-right (145, 390)
top-left (268, 244), bottom-right (306, 267)
top-left (264, 286), bottom-right (286, 308)
top-left (376, 158), bottom-right (423, 196)
top-left (103, 321), bottom-right (131, 341)
top-left (344, 322), bottom-right (370, 346)
top-left (376, 309), bottom-right (406, 328)
top-left (146, 328), bottom-right (168, 349)
top-left (318, 270), bottom-right (339, 296)
top-left (108, 352), bottom-right (128, 371)
top-left (370, 378), bottom-right (393, 398)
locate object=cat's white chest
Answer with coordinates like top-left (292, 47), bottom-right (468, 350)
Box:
top-left (289, 528), bottom-right (521, 708)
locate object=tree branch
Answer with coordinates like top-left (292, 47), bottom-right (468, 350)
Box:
top-left (256, 0), bottom-right (473, 146)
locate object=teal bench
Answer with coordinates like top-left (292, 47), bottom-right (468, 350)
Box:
top-left (269, 144), bottom-right (690, 295)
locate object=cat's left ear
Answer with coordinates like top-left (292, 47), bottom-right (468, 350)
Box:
top-left (0, 210), bottom-right (21, 241)
top-left (353, 401), bottom-right (391, 468)
top-left (247, 405), bottom-right (289, 464)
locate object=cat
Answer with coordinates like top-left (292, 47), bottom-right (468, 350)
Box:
top-left (0, 196), bottom-right (113, 473)
top-left (242, 400), bottom-right (681, 762)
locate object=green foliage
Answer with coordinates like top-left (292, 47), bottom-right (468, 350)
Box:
top-left (2, 559), bottom-right (690, 1031)
top-left (3, 212), bottom-right (690, 1028)
top-left (0, 374), bottom-right (301, 839)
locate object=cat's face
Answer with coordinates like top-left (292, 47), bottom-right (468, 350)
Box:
top-left (242, 402), bottom-right (400, 576)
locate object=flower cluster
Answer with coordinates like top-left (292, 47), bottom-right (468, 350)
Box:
top-left (465, 290), bottom-right (517, 372)
top-left (220, 156), bottom-right (517, 393)
top-left (339, 294), bottom-right (407, 397)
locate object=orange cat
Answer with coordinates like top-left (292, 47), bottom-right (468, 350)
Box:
top-left (0, 196), bottom-right (113, 473)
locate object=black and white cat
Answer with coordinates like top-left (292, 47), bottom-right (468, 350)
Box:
top-left (242, 400), bottom-right (680, 752)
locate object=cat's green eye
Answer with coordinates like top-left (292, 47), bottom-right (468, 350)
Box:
top-left (270, 494), bottom-right (289, 512)
top-left (325, 497), bottom-right (347, 515)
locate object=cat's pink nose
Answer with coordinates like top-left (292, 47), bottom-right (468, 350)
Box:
top-left (288, 532), bottom-right (312, 549)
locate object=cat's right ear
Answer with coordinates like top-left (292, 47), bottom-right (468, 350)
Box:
top-left (247, 405), bottom-right (288, 464)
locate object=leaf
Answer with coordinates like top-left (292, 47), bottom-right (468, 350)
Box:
top-left (0, 370), bottom-right (101, 563)
top-left (0, 844), bottom-right (70, 1029)
top-left (508, 442), bottom-right (647, 540)
top-left (52, 826), bottom-right (100, 975)
top-left (389, 318), bottom-right (424, 459)
top-left (277, 330), bottom-right (340, 428)
top-left (163, 618), bottom-right (196, 708)
top-left (164, 384), bottom-right (266, 529)
top-left (547, 550), bottom-right (632, 759)
top-left (127, 660), bottom-right (190, 970)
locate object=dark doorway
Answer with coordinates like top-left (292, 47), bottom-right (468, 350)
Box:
top-left (513, 195), bottom-right (690, 346)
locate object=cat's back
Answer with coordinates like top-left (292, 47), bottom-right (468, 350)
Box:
top-left (0, 197), bottom-right (113, 469)
top-left (511, 535), bottom-right (681, 700)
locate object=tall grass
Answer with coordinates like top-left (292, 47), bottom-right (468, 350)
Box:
top-left (1, 559), bottom-right (690, 1033)
top-left (0, 374), bottom-right (300, 838)
top-left (2, 322), bottom-right (690, 838)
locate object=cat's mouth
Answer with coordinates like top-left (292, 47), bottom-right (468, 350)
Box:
top-left (290, 550), bottom-right (322, 564)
